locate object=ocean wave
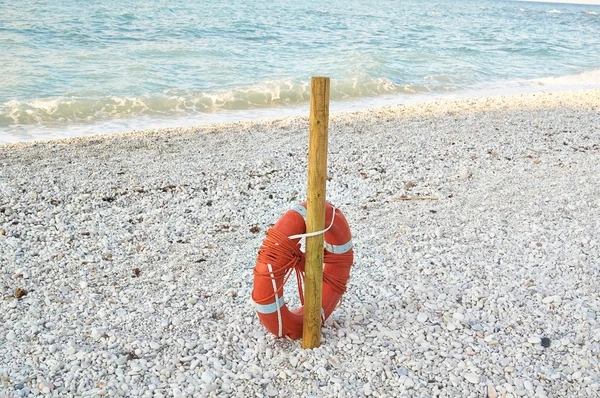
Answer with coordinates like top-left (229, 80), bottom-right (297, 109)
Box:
top-left (529, 69), bottom-right (600, 86)
top-left (547, 9), bottom-right (561, 13)
top-left (0, 77), bottom-right (434, 126)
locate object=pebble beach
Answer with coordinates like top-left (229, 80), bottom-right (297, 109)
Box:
top-left (1, 90), bottom-right (599, 397)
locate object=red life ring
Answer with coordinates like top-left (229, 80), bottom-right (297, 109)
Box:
top-left (252, 202), bottom-right (354, 339)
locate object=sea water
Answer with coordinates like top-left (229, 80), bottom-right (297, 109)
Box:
top-left (1, 0), bottom-right (599, 143)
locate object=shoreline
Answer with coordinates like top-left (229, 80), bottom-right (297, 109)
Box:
top-left (2, 88), bottom-right (599, 150)
top-left (1, 89), bottom-right (599, 397)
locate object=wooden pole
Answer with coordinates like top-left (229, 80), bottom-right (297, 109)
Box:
top-left (303, 76), bottom-right (330, 348)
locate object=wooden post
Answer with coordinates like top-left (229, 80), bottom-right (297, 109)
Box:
top-left (303, 77), bottom-right (330, 348)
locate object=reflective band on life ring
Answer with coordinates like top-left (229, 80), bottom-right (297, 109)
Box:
top-left (252, 202), bottom-right (354, 339)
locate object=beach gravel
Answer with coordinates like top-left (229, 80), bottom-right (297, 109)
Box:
top-left (1, 90), bottom-right (599, 397)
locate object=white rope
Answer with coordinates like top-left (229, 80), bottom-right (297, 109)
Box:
top-left (267, 263), bottom-right (283, 337)
top-left (288, 205), bottom-right (336, 240)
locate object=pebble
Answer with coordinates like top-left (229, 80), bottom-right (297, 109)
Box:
top-left (266, 386), bottom-right (278, 397)
top-left (150, 342), bottom-right (161, 350)
top-left (453, 312), bottom-right (465, 321)
top-left (201, 370), bottom-right (216, 384)
top-left (204, 383), bottom-right (218, 393)
top-left (542, 296), bottom-right (553, 304)
top-left (416, 313), bottom-right (428, 323)
top-left (91, 328), bottom-right (103, 340)
top-left (185, 342), bottom-right (197, 350)
top-left (487, 384), bottom-right (498, 398)
top-left (38, 382), bottom-right (54, 394)
top-left (395, 368), bottom-right (409, 376)
top-left (465, 373), bottom-right (479, 384)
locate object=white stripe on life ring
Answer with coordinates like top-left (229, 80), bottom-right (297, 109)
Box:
top-left (291, 205), bottom-right (307, 219)
top-left (254, 296), bottom-right (285, 314)
top-left (324, 239), bottom-right (353, 254)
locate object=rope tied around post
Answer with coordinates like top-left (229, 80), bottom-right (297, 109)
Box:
top-left (253, 227), bottom-right (353, 309)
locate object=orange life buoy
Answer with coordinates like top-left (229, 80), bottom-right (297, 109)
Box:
top-left (252, 202), bottom-right (354, 339)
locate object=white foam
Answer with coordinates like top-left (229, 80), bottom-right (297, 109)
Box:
top-left (530, 69), bottom-right (600, 86)
top-left (0, 76), bottom-right (432, 129)
top-left (518, 0), bottom-right (600, 4)
top-left (547, 9), bottom-right (561, 13)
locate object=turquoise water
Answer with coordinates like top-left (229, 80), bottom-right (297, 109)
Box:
top-left (1, 0), bottom-right (599, 143)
